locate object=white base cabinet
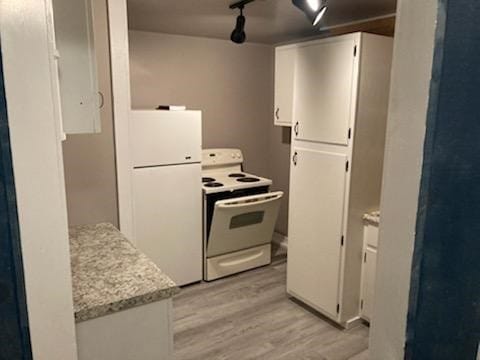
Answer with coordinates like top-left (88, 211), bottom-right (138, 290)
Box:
top-left (361, 246), bottom-right (378, 322)
top-left (287, 33), bottom-right (393, 326)
top-left (361, 219), bottom-right (380, 322)
top-left (76, 299), bottom-right (173, 360)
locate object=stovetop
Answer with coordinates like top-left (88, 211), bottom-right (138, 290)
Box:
top-left (202, 171), bottom-right (272, 194)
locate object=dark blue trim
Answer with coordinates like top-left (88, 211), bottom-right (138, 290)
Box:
top-left (0, 42), bottom-right (33, 358)
top-left (406, 0), bottom-right (480, 359)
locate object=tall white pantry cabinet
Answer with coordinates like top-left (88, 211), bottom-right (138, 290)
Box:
top-left (283, 33), bottom-right (393, 327)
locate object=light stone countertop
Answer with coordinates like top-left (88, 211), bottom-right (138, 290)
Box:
top-left (70, 223), bottom-right (179, 323)
top-left (363, 210), bottom-right (380, 226)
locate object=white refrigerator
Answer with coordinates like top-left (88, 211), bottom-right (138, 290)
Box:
top-left (131, 110), bottom-right (202, 286)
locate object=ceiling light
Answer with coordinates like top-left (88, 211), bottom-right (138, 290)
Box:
top-left (292, 0), bottom-right (328, 26)
top-left (231, 6), bottom-right (246, 44)
top-left (313, 5), bottom-right (327, 25)
top-left (229, 0), bottom-right (255, 44)
top-left (306, 0), bottom-right (320, 11)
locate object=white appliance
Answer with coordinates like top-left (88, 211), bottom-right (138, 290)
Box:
top-left (131, 110), bottom-right (202, 286)
top-left (202, 149), bottom-right (283, 281)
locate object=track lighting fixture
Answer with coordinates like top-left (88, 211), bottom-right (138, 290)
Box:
top-left (292, 0), bottom-right (328, 26)
top-left (231, 6), bottom-right (246, 44)
top-left (229, 0), bottom-right (255, 44)
top-left (228, 0), bottom-right (327, 44)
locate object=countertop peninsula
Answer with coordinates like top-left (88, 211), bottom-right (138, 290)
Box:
top-left (69, 223), bottom-right (179, 323)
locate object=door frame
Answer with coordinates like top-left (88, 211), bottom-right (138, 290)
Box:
top-left (370, 0), bottom-right (480, 358)
top-left (0, 0), bottom-right (78, 358)
top-left (405, 0), bottom-right (480, 357)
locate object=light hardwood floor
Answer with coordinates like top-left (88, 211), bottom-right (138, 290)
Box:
top-left (173, 258), bottom-right (369, 360)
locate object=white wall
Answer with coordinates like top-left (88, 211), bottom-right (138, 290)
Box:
top-left (369, 0), bottom-right (438, 358)
top-left (128, 31), bottom-right (290, 234)
top-left (0, 0), bottom-right (78, 359)
top-left (129, 31), bottom-right (273, 176)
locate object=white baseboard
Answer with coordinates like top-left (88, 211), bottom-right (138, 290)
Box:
top-left (272, 232), bottom-right (288, 250)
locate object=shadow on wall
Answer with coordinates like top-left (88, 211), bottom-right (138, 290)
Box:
top-left (268, 125), bottom-right (291, 235)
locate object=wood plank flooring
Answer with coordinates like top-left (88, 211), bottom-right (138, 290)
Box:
top-left (173, 259), bottom-right (369, 360)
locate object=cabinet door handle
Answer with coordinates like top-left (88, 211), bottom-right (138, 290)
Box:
top-left (292, 151), bottom-right (298, 166)
top-left (275, 108), bottom-right (280, 120)
top-left (98, 91), bottom-right (105, 109)
top-left (294, 122), bottom-right (299, 136)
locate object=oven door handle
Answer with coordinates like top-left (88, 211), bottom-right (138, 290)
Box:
top-left (217, 192), bottom-right (283, 209)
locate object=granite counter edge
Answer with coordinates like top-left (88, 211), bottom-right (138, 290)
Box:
top-left (75, 285), bottom-right (180, 323)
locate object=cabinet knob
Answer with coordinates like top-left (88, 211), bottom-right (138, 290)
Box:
top-left (98, 91), bottom-right (105, 109)
top-left (275, 108), bottom-right (280, 120)
top-left (292, 151), bottom-right (298, 166)
top-left (294, 122), bottom-right (299, 136)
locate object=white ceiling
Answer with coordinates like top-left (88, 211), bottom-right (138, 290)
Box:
top-left (127, 0), bottom-right (397, 44)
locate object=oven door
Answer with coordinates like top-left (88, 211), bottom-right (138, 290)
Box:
top-left (206, 192), bottom-right (283, 258)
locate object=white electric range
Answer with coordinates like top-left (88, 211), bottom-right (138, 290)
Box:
top-left (202, 149), bottom-right (283, 281)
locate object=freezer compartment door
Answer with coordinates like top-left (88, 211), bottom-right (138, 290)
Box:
top-left (133, 163), bottom-right (202, 286)
top-left (206, 192), bottom-right (283, 258)
top-left (131, 110), bottom-right (202, 167)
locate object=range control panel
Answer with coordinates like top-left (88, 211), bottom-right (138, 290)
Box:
top-left (202, 149), bottom-right (243, 168)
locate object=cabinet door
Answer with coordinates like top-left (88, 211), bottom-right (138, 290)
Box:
top-left (274, 47), bottom-right (295, 126)
top-left (287, 148), bottom-right (348, 317)
top-left (294, 38), bottom-right (356, 145)
top-left (133, 164), bottom-right (203, 286)
top-left (52, 0), bottom-right (100, 134)
top-left (361, 247), bottom-right (378, 321)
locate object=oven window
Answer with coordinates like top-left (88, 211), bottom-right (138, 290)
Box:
top-left (230, 211), bottom-right (265, 229)
top-left (205, 186), bottom-right (269, 239)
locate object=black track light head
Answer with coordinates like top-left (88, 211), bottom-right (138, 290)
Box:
top-left (230, 0), bottom-right (255, 44)
top-left (231, 10), bottom-right (246, 44)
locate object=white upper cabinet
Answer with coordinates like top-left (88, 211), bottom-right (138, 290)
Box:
top-left (293, 37), bottom-right (357, 145)
top-left (274, 47), bottom-right (296, 127)
top-left (52, 0), bottom-right (101, 134)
